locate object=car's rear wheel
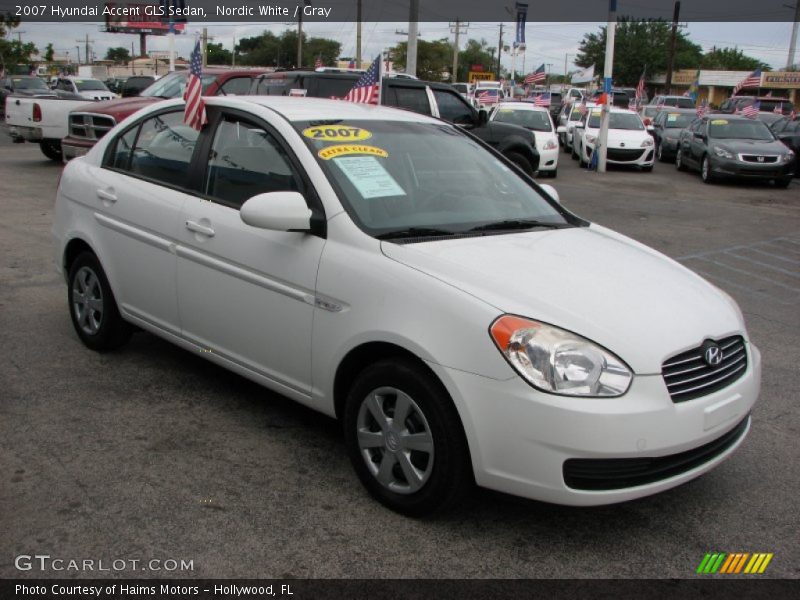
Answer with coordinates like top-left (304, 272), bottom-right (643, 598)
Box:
top-left (39, 140), bottom-right (62, 162)
top-left (504, 151), bottom-right (534, 177)
top-left (701, 155), bottom-right (714, 183)
top-left (68, 252), bottom-right (132, 351)
top-left (675, 150), bottom-right (686, 171)
top-left (571, 144), bottom-right (579, 161)
top-left (343, 359), bottom-right (472, 517)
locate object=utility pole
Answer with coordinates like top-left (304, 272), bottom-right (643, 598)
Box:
top-left (450, 19), bottom-right (468, 83)
top-left (787, 2), bottom-right (800, 69)
top-left (201, 28), bottom-right (214, 68)
top-left (665, 1), bottom-right (681, 94)
top-left (232, 35), bottom-right (236, 67)
top-left (76, 46), bottom-right (81, 65)
top-left (597, 0), bottom-right (617, 174)
top-left (76, 35), bottom-right (94, 67)
top-left (407, 0), bottom-right (419, 77)
top-left (356, 0), bottom-right (362, 67)
top-left (496, 24), bottom-right (504, 79)
top-left (564, 53), bottom-right (570, 90)
top-left (14, 31), bottom-right (26, 43)
top-left (297, 0), bottom-right (310, 67)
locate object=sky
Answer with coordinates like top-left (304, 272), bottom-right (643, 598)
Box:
top-left (12, 20), bottom-right (797, 74)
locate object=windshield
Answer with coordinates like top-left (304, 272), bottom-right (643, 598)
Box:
top-left (13, 77), bottom-right (47, 90)
top-left (587, 111), bottom-right (644, 130)
top-left (663, 112), bottom-right (694, 129)
top-left (493, 108), bottom-right (552, 131)
top-left (295, 120), bottom-right (569, 236)
top-left (708, 118), bottom-right (774, 140)
top-left (75, 79), bottom-right (108, 91)
top-left (141, 72), bottom-right (216, 98)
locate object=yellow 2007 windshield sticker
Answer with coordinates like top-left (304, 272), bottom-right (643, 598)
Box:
top-left (302, 125), bottom-right (372, 142)
top-left (318, 144), bottom-right (388, 160)
top-left (711, 119), bottom-right (728, 125)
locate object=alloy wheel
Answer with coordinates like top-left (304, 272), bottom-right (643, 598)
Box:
top-left (72, 266), bottom-right (104, 335)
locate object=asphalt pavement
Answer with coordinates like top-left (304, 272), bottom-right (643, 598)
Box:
top-left (1, 127), bottom-right (798, 579)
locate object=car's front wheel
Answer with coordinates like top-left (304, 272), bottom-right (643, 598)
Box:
top-left (39, 140), bottom-right (62, 162)
top-left (675, 149), bottom-right (686, 171)
top-left (775, 177), bottom-right (792, 188)
top-left (68, 252), bottom-right (132, 351)
top-left (701, 155), bottom-right (715, 184)
top-left (504, 151), bottom-right (534, 177)
top-left (343, 359), bottom-right (472, 517)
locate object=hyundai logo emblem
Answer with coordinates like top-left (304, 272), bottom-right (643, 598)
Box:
top-left (703, 343), bottom-right (723, 367)
top-left (620, 142), bottom-right (626, 147)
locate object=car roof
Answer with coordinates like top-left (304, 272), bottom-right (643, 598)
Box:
top-left (703, 114), bottom-right (758, 122)
top-left (204, 95), bottom-right (444, 124)
top-left (497, 102), bottom-right (549, 111)
top-left (657, 107), bottom-right (696, 113)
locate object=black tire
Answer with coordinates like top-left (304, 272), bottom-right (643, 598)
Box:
top-left (504, 151), bottom-right (534, 177)
top-left (39, 140), bottom-right (62, 162)
top-left (549, 169), bottom-right (557, 178)
top-left (67, 251), bottom-right (132, 351)
top-left (343, 359), bottom-right (473, 517)
top-left (675, 149), bottom-right (686, 171)
top-left (571, 143), bottom-right (579, 161)
top-left (656, 143), bottom-right (666, 162)
top-left (701, 155), bottom-right (714, 184)
top-left (774, 177), bottom-right (792, 188)
top-left (642, 165), bottom-right (653, 172)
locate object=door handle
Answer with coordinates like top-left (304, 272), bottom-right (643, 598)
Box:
top-left (96, 188), bottom-right (117, 202)
top-left (185, 220), bottom-right (215, 237)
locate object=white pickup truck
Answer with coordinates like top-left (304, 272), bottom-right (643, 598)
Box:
top-left (4, 94), bottom-right (93, 161)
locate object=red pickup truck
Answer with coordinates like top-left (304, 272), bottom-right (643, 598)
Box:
top-left (61, 68), bottom-right (270, 160)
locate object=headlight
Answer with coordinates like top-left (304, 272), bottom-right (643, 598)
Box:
top-left (543, 139), bottom-right (558, 150)
top-left (641, 138), bottom-right (654, 147)
top-left (585, 134), bottom-right (597, 144)
top-left (713, 147), bottom-right (734, 159)
top-left (490, 315), bottom-right (633, 397)
top-left (783, 151), bottom-right (795, 162)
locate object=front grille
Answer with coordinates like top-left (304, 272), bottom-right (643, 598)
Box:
top-left (68, 113), bottom-right (116, 140)
top-left (662, 336), bottom-right (747, 402)
top-left (740, 154), bottom-right (779, 163)
top-left (563, 415), bottom-right (750, 491)
top-left (607, 148), bottom-right (645, 161)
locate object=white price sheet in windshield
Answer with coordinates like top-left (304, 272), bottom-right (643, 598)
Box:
top-left (333, 156), bottom-right (406, 199)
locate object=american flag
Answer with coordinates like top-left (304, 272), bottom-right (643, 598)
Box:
top-left (696, 99), bottom-right (709, 118)
top-left (534, 92), bottom-right (551, 107)
top-left (477, 89), bottom-right (500, 105)
top-left (634, 71), bottom-right (646, 109)
top-left (314, 55), bottom-right (323, 69)
top-left (732, 69), bottom-right (761, 96)
top-left (741, 101), bottom-right (760, 118)
top-left (183, 38), bottom-right (207, 131)
top-left (524, 64), bottom-right (546, 85)
top-left (343, 54), bottom-right (381, 104)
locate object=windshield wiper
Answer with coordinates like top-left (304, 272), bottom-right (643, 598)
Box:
top-left (375, 227), bottom-right (457, 240)
top-left (467, 219), bottom-right (568, 233)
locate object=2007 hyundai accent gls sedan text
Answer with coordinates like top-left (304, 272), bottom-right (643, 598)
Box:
top-left (52, 96), bottom-right (761, 516)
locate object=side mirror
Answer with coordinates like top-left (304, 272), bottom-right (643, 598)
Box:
top-left (240, 192), bottom-right (311, 232)
top-left (539, 183), bottom-right (560, 204)
top-left (477, 108), bottom-right (488, 125)
top-left (556, 125), bottom-right (567, 134)
top-left (646, 125), bottom-right (654, 132)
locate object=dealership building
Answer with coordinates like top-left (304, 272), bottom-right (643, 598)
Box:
top-left (648, 69), bottom-right (800, 106)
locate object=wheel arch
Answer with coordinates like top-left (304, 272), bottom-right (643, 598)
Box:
top-left (63, 237), bottom-right (97, 281)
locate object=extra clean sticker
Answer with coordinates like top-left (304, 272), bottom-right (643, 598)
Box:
top-left (711, 119), bottom-right (729, 125)
top-left (303, 125), bottom-right (372, 142)
top-left (318, 144), bottom-right (388, 160)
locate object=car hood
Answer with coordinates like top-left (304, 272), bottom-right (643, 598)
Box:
top-left (69, 96), bottom-right (159, 119)
top-left (381, 225), bottom-right (745, 374)
top-left (711, 138), bottom-right (789, 154)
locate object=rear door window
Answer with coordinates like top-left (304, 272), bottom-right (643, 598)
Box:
top-left (129, 111), bottom-right (199, 188)
top-left (218, 77), bottom-right (252, 96)
top-left (385, 85), bottom-right (432, 115)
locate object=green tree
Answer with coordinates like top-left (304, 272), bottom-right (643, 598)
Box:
top-left (105, 47), bottom-right (131, 63)
top-left (390, 38), bottom-right (451, 80)
top-left (455, 38), bottom-right (496, 82)
top-left (701, 47), bottom-right (769, 71)
top-left (575, 18), bottom-right (703, 85)
top-left (236, 30), bottom-right (340, 68)
top-left (0, 13), bottom-right (38, 73)
top-left (206, 42), bottom-right (232, 65)
top-left (44, 43), bottom-right (54, 62)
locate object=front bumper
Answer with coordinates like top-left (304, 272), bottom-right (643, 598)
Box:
top-left (431, 342), bottom-right (761, 506)
top-left (709, 155), bottom-right (795, 180)
top-left (538, 147), bottom-right (559, 171)
top-left (61, 135), bottom-right (95, 162)
top-left (584, 143), bottom-right (655, 167)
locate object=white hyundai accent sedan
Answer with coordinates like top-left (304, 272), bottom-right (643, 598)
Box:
top-left (489, 102), bottom-right (560, 177)
top-left (574, 106), bottom-right (656, 170)
top-left (53, 96), bottom-right (760, 516)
